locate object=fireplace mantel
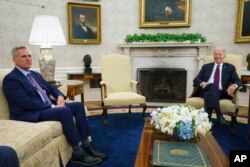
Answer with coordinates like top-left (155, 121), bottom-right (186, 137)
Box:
top-left (118, 42), bottom-right (212, 72)
top-left (118, 42), bottom-right (212, 48)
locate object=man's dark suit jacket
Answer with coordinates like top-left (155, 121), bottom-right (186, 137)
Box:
top-left (73, 25), bottom-right (96, 39)
top-left (193, 62), bottom-right (242, 91)
top-left (3, 68), bottom-right (64, 122)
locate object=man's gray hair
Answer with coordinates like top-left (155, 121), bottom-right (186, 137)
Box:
top-left (11, 46), bottom-right (31, 57)
top-left (213, 47), bottom-right (226, 55)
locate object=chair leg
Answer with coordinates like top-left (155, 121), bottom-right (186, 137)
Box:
top-left (235, 108), bottom-right (239, 123)
top-left (140, 103), bottom-right (147, 118)
top-left (230, 115), bottom-right (236, 135)
top-left (103, 107), bottom-right (108, 125)
top-left (129, 105), bottom-right (132, 113)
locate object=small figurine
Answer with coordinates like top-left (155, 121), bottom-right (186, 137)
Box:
top-left (83, 54), bottom-right (92, 73)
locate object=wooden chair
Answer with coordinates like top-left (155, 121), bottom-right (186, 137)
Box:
top-left (100, 54), bottom-right (147, 124)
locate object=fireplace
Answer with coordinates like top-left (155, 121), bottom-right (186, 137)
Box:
top-left (137, 68), bottom-right (187, 103)
top-left (118, 42), bottom-right (211, 99)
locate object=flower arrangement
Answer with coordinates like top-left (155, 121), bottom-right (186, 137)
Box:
top-left (150, 105), bottom-right (212, 141)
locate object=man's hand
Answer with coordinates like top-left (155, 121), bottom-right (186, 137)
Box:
top-left (56, 96), bottom-right (65, 107)
top-left (200, 82), bottom-right (208, 89)
top-left (227, 85), bottom-right (237, 96)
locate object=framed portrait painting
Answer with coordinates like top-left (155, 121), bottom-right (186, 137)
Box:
top-left (67, 2), bottom-right (101, 44)
top-left (139, 0), bottom-right (192, 28)
top-left (235, 0), bottom-right (250, 43)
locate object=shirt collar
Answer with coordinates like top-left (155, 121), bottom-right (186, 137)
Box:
top-left (16, 66), bottom-right (29, 76)
top-left (214, 62), bottom-right (223, 67)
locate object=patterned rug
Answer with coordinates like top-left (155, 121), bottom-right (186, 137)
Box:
top-left (86, 106), bottom-right (248, 124)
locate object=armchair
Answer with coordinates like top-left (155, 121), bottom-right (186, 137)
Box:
top-left (100, 54), bottom-right (147, 124)
top-left (186, 54), bottom-right (243, 134)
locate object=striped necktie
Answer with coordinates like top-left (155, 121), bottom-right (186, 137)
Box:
top-left (214, 64), bottom-right (220, 90)
top-left (27, 73), bottom-right (52, 105)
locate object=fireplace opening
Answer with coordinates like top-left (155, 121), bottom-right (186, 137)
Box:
top-left (137, 68), bottom-right (187, 103)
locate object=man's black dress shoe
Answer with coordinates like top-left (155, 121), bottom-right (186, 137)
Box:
top-left (83, 146), bottom-right (106, 159)
top-left (71, 152), bottom-right (102, 165)
top-left (218, 117), bottom-right (230, 126)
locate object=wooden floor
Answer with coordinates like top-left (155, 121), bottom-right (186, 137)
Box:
top-left (85, 101), bottom-right (248, 117)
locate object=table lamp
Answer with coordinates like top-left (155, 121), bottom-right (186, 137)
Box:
top-left (29, 15), bottom-right (66, 82)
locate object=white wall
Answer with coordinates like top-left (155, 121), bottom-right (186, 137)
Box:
top-left (0, 0), bottom-right (250, 105)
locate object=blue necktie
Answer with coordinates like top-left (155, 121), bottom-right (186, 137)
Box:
top-left (27, 73), bottom-right (52, 105)
top-left (214, 65), bottom-right (220, 90)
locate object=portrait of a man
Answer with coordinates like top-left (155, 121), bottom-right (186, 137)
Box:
top-left (140, 0), bottom-right (191, 28)
top-left (67, 2), bottom-right (101, 44)
top-left (73, 12), bottom-right (96, 39)
top-left (145, 0), bottom-right (185, 22)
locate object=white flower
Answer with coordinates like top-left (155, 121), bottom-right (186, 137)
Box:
top-left (150, 105), bottom-right (212, 139)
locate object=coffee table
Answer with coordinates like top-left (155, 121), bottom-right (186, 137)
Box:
top-left (135, 118), bottom-right (229, 167)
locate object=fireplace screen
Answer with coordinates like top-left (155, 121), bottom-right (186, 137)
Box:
top-left (137, 68), bottom-right (187, 103)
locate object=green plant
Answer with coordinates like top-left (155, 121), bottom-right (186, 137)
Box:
top-left (125, 33), bottom-right (207, 43)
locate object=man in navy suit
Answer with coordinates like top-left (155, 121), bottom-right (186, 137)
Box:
top-left (3, 46), bottom-right (104, 166)
top-left (193, 47), bottom-right (242, 125)
top-left (0, 146), bottom-right (19, 167)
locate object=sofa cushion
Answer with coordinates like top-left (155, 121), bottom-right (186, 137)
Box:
top-left (0, 71), bottom-right (9, 120)
top-left (0, 120), bottom-right (63, 162)
top-left (0, 87), bottom-right (9, 119)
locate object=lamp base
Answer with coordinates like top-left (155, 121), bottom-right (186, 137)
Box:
top-left (39, 47), bottom-right (55, 82)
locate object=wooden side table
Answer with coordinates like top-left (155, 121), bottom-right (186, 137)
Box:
top-left (241, 75), bottom-right (250, 92)
top-left (67, 73), bottom-right (101, 88)
top-left (60, 80), bottom-right (84, 104)
top-left (67, 73), bottom-right (101, 80)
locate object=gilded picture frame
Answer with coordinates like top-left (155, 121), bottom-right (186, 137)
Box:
top-left (67, 2), bottom-right (101, 44)
top-left (235, 0), bottom-right (250, 43)
top-left (139, 0), bottom-right (191, 28)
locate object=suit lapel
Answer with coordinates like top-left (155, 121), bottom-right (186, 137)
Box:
top-left (222, 63), bottom-right (228, 86)
top-left (206, 63), bottom-right (214, 80)
top-left (13, 68), bottom-right (37, 92)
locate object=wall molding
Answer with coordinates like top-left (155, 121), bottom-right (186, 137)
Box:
top-left (0, 67), bottom-right (101, 81)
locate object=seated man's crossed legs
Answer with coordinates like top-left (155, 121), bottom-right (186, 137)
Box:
top-left (195, 84), bottom-right (231, 125)
top-left (39, 102), bottom-right (105, 166)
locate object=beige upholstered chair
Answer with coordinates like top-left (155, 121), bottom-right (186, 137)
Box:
top-left (100, 54), bottom-right (147, 124)
top-left (186, 54), bottom-right (243, 134)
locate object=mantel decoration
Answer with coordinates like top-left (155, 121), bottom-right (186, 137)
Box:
top-left (125, 33), bottom-right (207, 43)
top-left (150, 105), bottom-right (212, 141)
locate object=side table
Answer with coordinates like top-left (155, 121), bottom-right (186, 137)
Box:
top-left (60, 80), bottom-right (84, 104)
top-left (67, 73), bottom-right (101, 88)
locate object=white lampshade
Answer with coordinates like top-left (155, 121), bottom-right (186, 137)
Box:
top-left (29, 15), bottom-right (66, 46)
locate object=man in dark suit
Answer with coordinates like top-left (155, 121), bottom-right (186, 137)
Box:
top-left (73, 14), bottom-right (96, 39)
top-left (0, 146), bottom-right (19, 167)
top-left (3, 46), bottom-right (104, 166)
top-left (193, 47), bottom-right (242, 125)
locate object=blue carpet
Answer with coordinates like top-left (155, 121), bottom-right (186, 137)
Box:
top-left (67, 113), bottom-right (250, 167)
